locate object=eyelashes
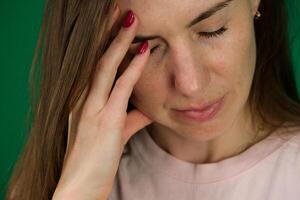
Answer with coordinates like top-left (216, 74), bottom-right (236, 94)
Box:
top-left (150, 26), bottom-right (228, 54)
top-left (198, 26), bottom-right (228, 38)
top-left (150, 46), bottom-right (160, 54)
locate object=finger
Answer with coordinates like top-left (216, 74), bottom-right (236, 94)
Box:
top-left (105, 41), bottom-right (149, 118)
top-left (122, 109), bottom-right (153, 145)
top-left (107, 4), bottom-right (120, 36)
top-left (84, 10), bottom-right (139, 116)
top-left (65, 86), bottom-right (89, 163)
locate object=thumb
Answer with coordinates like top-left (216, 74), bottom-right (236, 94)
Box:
top-left (122, 109), bottom-right (153, 144)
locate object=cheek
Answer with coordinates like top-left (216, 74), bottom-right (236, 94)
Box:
top-left (230, 25), bottom-right (256, 87)
top-left (219, 20), bottom-right (257, 109)
top-left (118, 56), bottom-right (163, 112)
top-left (130, 71), bottom-right (165, 110)
top-left (215, 21), bottom-right (256, 90)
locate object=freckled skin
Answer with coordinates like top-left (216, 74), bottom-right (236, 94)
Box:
top-left (117, 0), bottom-right (263, 163)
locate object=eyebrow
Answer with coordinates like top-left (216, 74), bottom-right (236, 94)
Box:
top-left (132, 0), bottom-right (233, 44)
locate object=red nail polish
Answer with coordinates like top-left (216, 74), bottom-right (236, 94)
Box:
top-left (122, 10), bottom-right (135, 28)
top-left (137, 41), bottom-right (148, 54)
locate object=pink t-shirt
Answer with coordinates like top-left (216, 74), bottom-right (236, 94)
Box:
top-left (107, 125), bottom-right (300, 200)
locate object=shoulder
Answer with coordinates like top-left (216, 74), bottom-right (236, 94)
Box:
top-left (276, 123), bottom-right (300, 143)
top-left (274, 123), bottom-right (300, 161)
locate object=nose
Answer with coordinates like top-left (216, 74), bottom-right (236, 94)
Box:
top-left (167, 42), bottom-right (209, 97)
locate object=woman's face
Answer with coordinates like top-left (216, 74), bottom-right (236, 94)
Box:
top-left (117, 0), bottom-right (260, 140)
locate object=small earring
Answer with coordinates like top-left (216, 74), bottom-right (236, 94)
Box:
top-left (255, 10), bottom-right (261, 19)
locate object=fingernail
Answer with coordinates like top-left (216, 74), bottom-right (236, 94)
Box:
top-left (137, 41), bottom-right (148, 54)
top-left (122, 10), bottom-right (135, 28)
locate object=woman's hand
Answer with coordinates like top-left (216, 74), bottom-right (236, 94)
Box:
top-left (53, 6), bottom-right (153, 200)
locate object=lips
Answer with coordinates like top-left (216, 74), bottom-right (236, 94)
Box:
top-left (173, 95), bottom-right (225, 112)
top-left (171, 95), bottom-right (226, 122)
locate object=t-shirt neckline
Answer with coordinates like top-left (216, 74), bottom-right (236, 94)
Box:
top-left (129, 126), bottom-right (293, 184)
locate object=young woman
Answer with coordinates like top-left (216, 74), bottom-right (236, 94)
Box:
top-left (6, 0), bottom-right (300, 199)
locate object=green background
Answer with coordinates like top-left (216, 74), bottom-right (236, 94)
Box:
top-left (0, 1), bottom-right (299, 199)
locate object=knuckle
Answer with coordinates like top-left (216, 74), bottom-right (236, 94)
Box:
top-left (113, 33), bottom-right (123, 45)
top-left (114, 77), bottom-right (126, 90)
top-left (81, 106), bottom-right (96, 122)
top-left (96, 58), bottom-right (105, 71)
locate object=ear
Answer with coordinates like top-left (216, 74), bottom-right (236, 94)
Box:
top-left (250, 0), bottom-right (261, 16)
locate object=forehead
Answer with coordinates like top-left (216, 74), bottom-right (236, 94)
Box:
top-left (117, 0), bottom-right (222, 22)
top-left (117, 0), bottom-right (216, 18)
top-left (116, 0), bottom-right (217, 30)
top-left (117, 0), bottom-right (216, 10)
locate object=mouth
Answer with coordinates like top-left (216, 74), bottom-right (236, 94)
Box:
top-left (172, 95), bottom-right (226, 123)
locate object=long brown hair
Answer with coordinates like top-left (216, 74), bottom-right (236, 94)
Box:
top-left (5, 0), bottom-right (300, 199)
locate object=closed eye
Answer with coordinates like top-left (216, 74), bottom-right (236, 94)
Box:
top-left (150, 45), bottom-right (160, 54)
top-left (149, 26), bottom-right (227, 54)
top-left (198, 26), bottom-right (227, 38)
